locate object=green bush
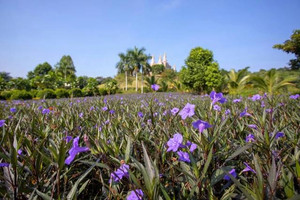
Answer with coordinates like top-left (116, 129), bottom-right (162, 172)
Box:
top-left (30, 90), bottom-right (38, 98)
top-left (55, 88), bottom-right (69, 98)
top-left (82, 87), bottom-right (99, 97)
top-left (1, 91), bottom-right (13, 100)
top-left (98, 88), bottom-right (108, 96)
top-left (69, 88), bottom-right (83, 97)
top-left (10, 90), bottom-right (32, 100)
top-left (36, 89), bottom-right (56, 99)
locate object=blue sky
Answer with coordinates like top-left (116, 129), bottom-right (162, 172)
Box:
top-left (0, 0), bottom-right (299, 78)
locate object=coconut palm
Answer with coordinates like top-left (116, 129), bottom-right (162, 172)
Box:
top-left (127, 47), bottom-right (150, 93)
top-left (227, 67), bottom-right (251, 94)
top-left (116, 53), bottom-right (131, 91)
top-left (250, 69), bottom-right (297, 95)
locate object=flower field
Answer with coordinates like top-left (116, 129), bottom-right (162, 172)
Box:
top-left (0, 92), bottom-right (300, 199)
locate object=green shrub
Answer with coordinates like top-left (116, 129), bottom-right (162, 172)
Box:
top-left (1, 91), bottom-right (13, 100)
top-left (98, 88), bottom-right (108, 96)
top-left (10, 90), bottom-right (32, 100)
top-left (36, 89), bottom-right (56, 99)
top-left (55, 88), bottom-right (69, 98)
top-left (30, 90), bottom-right (38, 98)
top-left (69, 88), bottom-right (83, 97)
top-left (82, 87), bottom-right (99, 96)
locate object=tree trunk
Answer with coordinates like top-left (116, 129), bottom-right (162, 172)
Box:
top-left (141, 66), bottom-right (143, 94)
top-left (135, 72), bottom-right (138, 92)
top-left (125, 71), bottom-right (128, 91)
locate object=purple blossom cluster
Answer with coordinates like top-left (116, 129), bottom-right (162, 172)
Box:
top-left (166, 133), bottom-right (197, 163)
top-left (210, 91), bottom-right (227, 105)
top-left (110, 164), bottom-right (130, 183)
top-left (65, 136), bottom-right (89, 165)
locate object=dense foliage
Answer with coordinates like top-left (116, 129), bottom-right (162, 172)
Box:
top-left (273, 29), bottom-right (300, 70)
top-left (0, 92), bottom-right (299, 199)
top-left (180, 47), bottom-right (223, 93)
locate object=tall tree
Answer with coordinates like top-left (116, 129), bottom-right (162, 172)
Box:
top-left (250, 69), bottom-right (297, 95)
top-left (179, 47), bottom-right (222, 93)
top-left (0, 72), bottom-right (12, 82)
top-left (127, 47), bottom-right (150, 93)
top-left (273, 29), bottom-right (300, 70)
top-left (55, 55), bottom-right (76, 86)
top-left (116, 53), bottom-right (131, 91)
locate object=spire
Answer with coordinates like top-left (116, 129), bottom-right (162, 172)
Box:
top-left (163, 52), bottom-right (167, 62)
top-left (157, 55), bottom-right (162, 64)
top-left (173, 65), bottom-right (176, 71)
top-left (150, 55), bottom-right (155, 66)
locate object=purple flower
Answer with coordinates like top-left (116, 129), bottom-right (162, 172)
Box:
top-left (127, 189), bottom-right (143, 200)
top-left (0, 120), bottom-right (5, 127)
top-left (102, 106), bottom-right (108, 111)
top-left (38, 106), bottom-right (43, 110)
top-left (233, 98), bottom-right (242, 103)
top-left (248, 124), bottom-right (257, 129)
top-left (17, 149), bottom-right (23, 155)
top-left (261, 101), bottom-right (265, 107)
top-left (225, 109), bottom-right (231, 115)
top-left (210, 91), bottom-right (227, 105)
top-left (189, 143), bottom-right (197, 152)
top-left (10, 108), bottom-right (17, 113)
top-left (110, 110), bottom-right (115, 114)
top-left (290, 94), bottom-right (299, 99)
top-left (224, 169), bottom-right (237, 180)
top-left (251, 94), bottom-right (262, 101)
top-left (64, 136), bottom-right (73, 143)
top-left (192, 120), bottom-right (212, 133)
top-left (79, 112), bottom-right (83, 118)
top-left (167, 133), bottom-right (183, 152)
top-left (65, 136), bottom-right (89, 165)
top-left (110, 164), bottom-right (130, 183)
top-left (266, 108), bottom-right (273, 113)
top-left (213, 105), bottom-right (221, 112)
top-left (171, 107), bottom-right (179, 115)
top-left (138, 112), bottom-right (143, 118)
top-left (42, 109), bottom-right (50, 115)
top-left (177, 151), bottom-right (190, 163)
top-left (241, 162), bottom-right (256, 174)
top-left (178, 103), bottom-right (195, 120)
top-left (0, 163), bottom-right (9, 167)
top-left (90, 106), bottom-right (95, 111)
top-left (275, 132), bottom-right (284, 139)
top-left (240, 108), bottom-right (251, 117)
top-left (246, 134), bottom-right (255, 143)
top-left (151, 84), bottom-right (160, 91)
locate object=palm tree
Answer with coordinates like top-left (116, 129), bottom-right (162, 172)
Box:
top-left (250, 69), bottom-right (297, 95)
top-left (127, 47), bottom-right (150, 93)
top-left (116, 53), bottom-right (131, 91)
top-left (227, 67), bottom-right (251, 94)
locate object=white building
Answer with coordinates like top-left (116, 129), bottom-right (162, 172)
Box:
top-left (150, 53), bottom-right (176, 71)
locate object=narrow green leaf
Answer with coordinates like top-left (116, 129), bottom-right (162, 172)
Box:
top-left (35, 189), bottom-right (51, 200)
top-left (67, 162), bottom-right (96, 199)
top-left (125, 136), bottom-right (132, 163)
top-left (225, 144), bottom-right (252, 163)
top-left (200, 146), bottom-right (213, 180)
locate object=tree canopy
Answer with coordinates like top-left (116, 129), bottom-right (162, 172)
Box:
top-left (179, 47), bottom-right (222, 93)
top-left (273, 29), bottom-right (300, 70)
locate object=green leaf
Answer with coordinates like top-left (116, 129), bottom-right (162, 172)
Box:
top-left (159, 184), bottom-right (171, 200)
top-left (267, 156), bottom-right (277, 193)
top-left (35, 189), bottom-right (51, 200)
top-left (225, 144), bottom-right (252, 163)
top-left (200, 146), bottom-right (213, 180)
top-left (125, 136), bottom-right (132, 163)
top-left (67, 162), bottom-right (96, 199)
